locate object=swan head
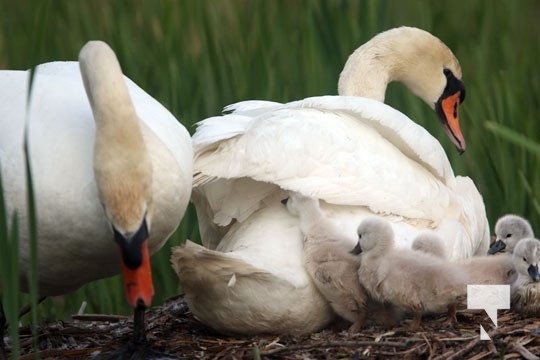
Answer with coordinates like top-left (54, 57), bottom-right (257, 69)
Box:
top-left (338, 26), bottom-right (466, 154)
top-left (352, 217), bottom-right (395, 256)
top-left (513, 238), bottom-right (540, 283)
top-left (79, 40), bottom-right (155, 309)
top-left (490, 214), bottom-right (534, 255)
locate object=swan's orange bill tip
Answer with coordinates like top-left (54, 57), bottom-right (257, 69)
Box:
top-left (441, 91), bottom-right (466, 154)
top-left (119, 240), bottom-right (154, 308)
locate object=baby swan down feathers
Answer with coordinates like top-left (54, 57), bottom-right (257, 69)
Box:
top-left (284, 192), bottom-right (368, 332)
top-left (411, 231), bottom-right (447, 259)
top-left (489, 214), bottom-right (534, 255)
top-left (511, 238), bottom-right (540, 317)
top-left (411, 231), bottom-right (515, 285)
top-left (355, 217), bottom-right (469, 329)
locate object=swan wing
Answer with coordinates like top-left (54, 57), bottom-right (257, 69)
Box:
top-left (194, 96), bottom-right (457, 224)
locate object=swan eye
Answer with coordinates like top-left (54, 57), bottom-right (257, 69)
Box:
top-left (443, 68), bottom-right (452, 77)
top-left (523, 257), bottom-right (528, 262)
top-left (358, 234), bottom-right (362, 239)
top-left (506, 233), bottom-right (512, 238)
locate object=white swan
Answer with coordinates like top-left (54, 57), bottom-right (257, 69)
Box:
top-left (0, 41), bottom-right (192, 354)
top-left (172, 26), bottom-right (489, 335)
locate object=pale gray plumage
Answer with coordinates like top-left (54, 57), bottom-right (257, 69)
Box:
top-left (356, 217), bottom-right (469, 329)
top-left (411, 230), bottom-right (516, 285)
top-left (511, 238), bottom-right (540, 317)
top-left (489, 214), bottom-right (534, 255)
top-left (454, 255), bottom-right (515, 285)
top-left (284, 192), bottom-right (368, 331)
top-left (411, 231), bottom-right (447, 259)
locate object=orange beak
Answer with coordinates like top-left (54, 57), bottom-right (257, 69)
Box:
top-left (119, 239), bottom-right (154, 308)
top-left (439, 91), bottom-right (466, 154)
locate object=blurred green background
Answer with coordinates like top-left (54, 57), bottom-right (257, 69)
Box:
top-left (1, 0), bottom-right (539, 321)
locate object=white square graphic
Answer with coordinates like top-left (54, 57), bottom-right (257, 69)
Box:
top-left (467, 285), bottom-right (510, 340)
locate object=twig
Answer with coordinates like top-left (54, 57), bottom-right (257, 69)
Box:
top-left (72, 314), bottom-right (129, 322)
top-left (432, 323), bottom-right (525, 360)
top-left (259, 340), bottom-right (409, 356)
top-left (421, 332), bottom-right (433, 359)
top-left (508, 341), bottom-right (540, 360)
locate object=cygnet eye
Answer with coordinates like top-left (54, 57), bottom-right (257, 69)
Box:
top-left (506, 233), bottom-right (512, 238)
top-left (523, 257), bottom-right (528, 262)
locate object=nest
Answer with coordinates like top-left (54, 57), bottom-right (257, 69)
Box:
top-left (10, 295), bottom-right (540, 359)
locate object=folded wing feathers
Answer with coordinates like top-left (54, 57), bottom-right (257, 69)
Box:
top-left (193, 96), bottom-right (457, 222)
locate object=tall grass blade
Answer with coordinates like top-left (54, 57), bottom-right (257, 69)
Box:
top-left (23, 1), bottom-right (50, 358)
top-left (252, 343), bottom-right (261, 360)
top-left (23, 77), bottom-right (40, 359)
top-left (0, 166), bottom-right (20, 359)
top-left (485, 121), bottom-right (540, 156)
top-left (518, 170), bottom-right (540, 220)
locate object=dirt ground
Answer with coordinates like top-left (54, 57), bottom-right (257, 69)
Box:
top-left (9, 295), bottom-right (540, 359)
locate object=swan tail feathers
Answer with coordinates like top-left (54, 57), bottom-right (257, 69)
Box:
top-left (171, 240), bottom-right (277, 289)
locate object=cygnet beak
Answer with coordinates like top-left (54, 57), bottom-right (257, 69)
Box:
top-left (488, 239), bottom-right (507, 255)
top-left (350, 242), bottom-right (362, 255)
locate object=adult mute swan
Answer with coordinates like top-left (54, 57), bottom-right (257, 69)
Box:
top-left (0, 41), bottom-right (193, 356)
top-left (172, 26), bottom-right (489, 335)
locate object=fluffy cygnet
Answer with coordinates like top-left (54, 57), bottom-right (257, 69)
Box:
top-left (454, 255), bottom-right (515, 285)
top-left (284, 192), bottom-right (369, 331)
top-left (489, 214), bottom-right (534, 255)
top-left (411, 231), bottom-right (447, 259)
top-left (355, 217), bottom-right (469, 329)
top-left (411, 230), bottom-right (515, 285)
top-left (511, 238), bottom-right (540, 317)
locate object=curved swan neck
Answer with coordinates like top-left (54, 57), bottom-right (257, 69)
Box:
top-left (338, 27), bottom-right (461, 107)
top-left (79, 41), bottom-right (152, 234)
top-left (79, 42), bottom-right (138, 131)
top-left (338, 46), bottom-right (391, 102)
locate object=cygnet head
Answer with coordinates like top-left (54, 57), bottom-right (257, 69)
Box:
top-left (513, 238), bottom-right (540, 283)
top-left (490, 214), bottom-right (534, 255)
top-left (351, 217), bottom-right (394, 255)
top-left (282, 191), bottom-right (319, 217)
top-left (411, 231), bottom-right (446, 259)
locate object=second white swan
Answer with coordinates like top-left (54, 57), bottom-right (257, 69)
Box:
top-left (172, 26), bottom-right (489, 335)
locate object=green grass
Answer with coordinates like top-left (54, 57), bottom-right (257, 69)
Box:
top-left (0, 0), bottom-right (539, 325)
top-left (0, 169), bottom-right (21, 358)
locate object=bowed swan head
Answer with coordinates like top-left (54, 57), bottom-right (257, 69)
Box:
top-left (80, 40), bottom-right (155, 309)
top-left (339, 26), bottom-right (466, 153)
